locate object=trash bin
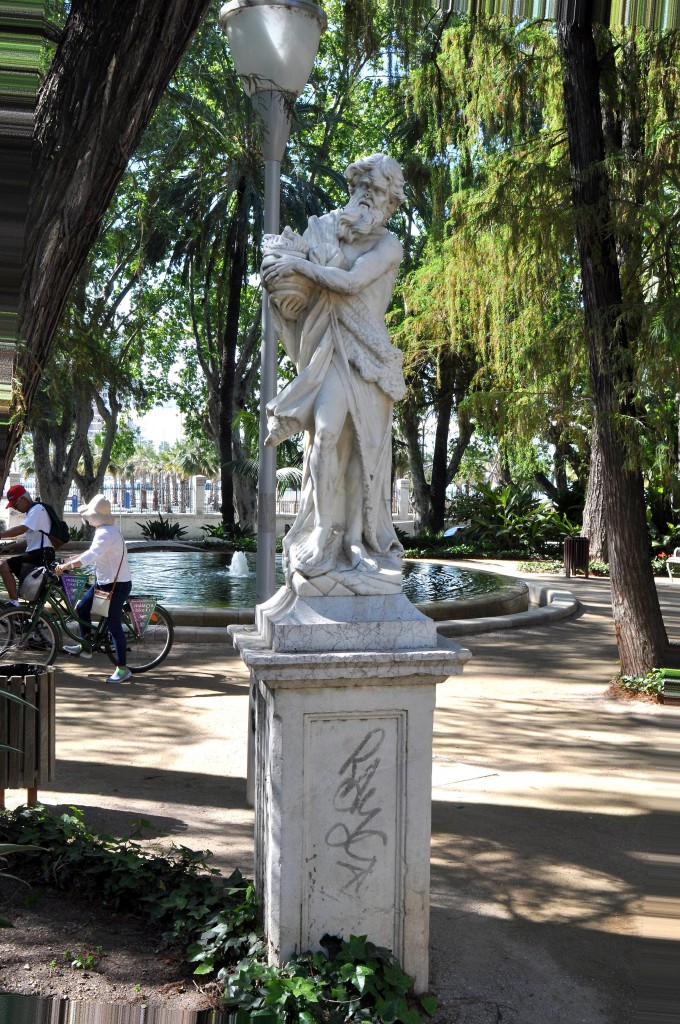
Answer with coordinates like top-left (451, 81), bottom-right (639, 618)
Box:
top-left (563, 535), bottom-right (590, 578)
top-left (0, 664), bottom-right (56, 808)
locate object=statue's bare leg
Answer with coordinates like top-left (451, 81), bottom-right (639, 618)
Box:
top-left (295, 366), bottom-right (349, 569)
top-left (342, 452), bottom-right (377, 571)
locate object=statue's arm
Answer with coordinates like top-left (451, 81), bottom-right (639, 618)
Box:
top-left (263, 234), bottom-right (402, 297)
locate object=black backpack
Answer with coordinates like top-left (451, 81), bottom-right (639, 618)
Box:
top-left (36, 501), bottom-right (70, 550)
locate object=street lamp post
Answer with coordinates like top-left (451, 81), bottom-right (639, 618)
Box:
top-left (219, 0), bottom-right (326, 604)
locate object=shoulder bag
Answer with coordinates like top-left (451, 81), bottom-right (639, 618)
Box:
top-left (91, 546), bottom-right (125, 619)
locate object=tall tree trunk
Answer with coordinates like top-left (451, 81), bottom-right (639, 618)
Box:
top-left (399, 393), bottom-right (430, 534)
top-left (219, 182), bottom-right (247, 531)
top-left (5, 0), bottom-right (213, 481)
top-left (73, 391), bottom-right (122, 503)
top-left (582, 424), bottom-right (608, 560)
top-left (427, 350), bottom-right (456, 533)
top-left (557, 10), bottom-right (667, 674)
top-left (32, 381), bottom-right (93, 510)
top-left (232, 434), bottom-right (257, 529)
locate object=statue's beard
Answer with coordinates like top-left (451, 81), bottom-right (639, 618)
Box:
top-left (337, 197), bottom-right (387, 242)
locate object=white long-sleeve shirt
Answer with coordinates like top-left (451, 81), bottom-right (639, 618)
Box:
top-left (78, 525), bottom-right (131, 585)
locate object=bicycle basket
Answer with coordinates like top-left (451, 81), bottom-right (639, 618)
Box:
top-left (18, 566), bottom-right (48, 602)
top-left (127, 595), bottom-right (158, 636)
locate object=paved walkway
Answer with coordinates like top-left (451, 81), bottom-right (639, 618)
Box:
top-left (4, 566), bottom-right (680, 1023)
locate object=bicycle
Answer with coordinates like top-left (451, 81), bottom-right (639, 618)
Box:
top-left (0, 564), bottom-right (174, 672)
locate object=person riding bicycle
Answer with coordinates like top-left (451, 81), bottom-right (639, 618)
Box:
top-left (0, 485), bottom-right (54, 607)
top-left (55, 494), bottom-right (133, 684)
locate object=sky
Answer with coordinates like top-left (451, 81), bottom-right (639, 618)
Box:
top-left (131, 403), bottom-right (184, 446)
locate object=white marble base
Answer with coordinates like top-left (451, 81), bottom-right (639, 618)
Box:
top-left (230, 623), bottom-right (470, 992)
top-left (255, 584), bottom-right (438, 653)
top-left (290, 565), bottom-right (403, 597)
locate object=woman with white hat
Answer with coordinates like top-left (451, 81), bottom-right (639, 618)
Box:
top-left (55, 494), bottom-right (133, 684)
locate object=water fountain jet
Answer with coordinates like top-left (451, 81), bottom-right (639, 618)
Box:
top-left (229, 551), bottom-right (251, 577)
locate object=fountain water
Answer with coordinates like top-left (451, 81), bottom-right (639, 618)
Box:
top-left (125, 551), bottom-right (514, 609)
top-left (228, 551), bottom-right (251, 577)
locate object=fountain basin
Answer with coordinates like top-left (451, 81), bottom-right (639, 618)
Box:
top-left (118, 549), bottom-right (522, 613)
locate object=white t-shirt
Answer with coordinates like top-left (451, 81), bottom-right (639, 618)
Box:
top-left (78, 525), bottom-right (132, 585)
top-left (22, 503), bottom-right (53, 553)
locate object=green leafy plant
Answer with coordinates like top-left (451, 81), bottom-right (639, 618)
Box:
top-left (402, 529), bottom-right (474, 559)
top-left (0, 807), bottom-right (436, 1022)
top-left (68, 524), bottom-right (87, 541)
top-left (648, 519), bottom-right (680, 557)
top-left (461, 484), bottom-right (580, 556)
top-left (0, 806), bottom-right (254, 951)
top-left (201, 522), bottom-right (257, 551)
top-left (517, 560), bottom-right (565, 574)
top-left (64, 946), bottom-right (104, 971)
top-left (652, 552), bottom-right (671, 577)
top-left (0, 841), bottom-right (44, 926)
top-left (137, 515), bottom-right (188, 541)
top-left (405, 487), bottom-right (580, 560)
top-left (220, 934), bottom-right (436, 1023)
top-left (618, 670), bottom-right (665, 697)
top-left (517, 559), bottom-right (611, 576)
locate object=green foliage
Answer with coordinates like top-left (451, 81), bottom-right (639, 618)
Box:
top-left (651, 553), bottom-right (671, 577)
top-left (68, 524), bottom-right (87, 541)
top-left (0, 807), bottom-right (436, 1022)
top-left (61, 946), bottom-right (104, 971)
top-left (517, 559), bottom-right (611, 576)
top-left (648, 520), bottom-right (680, 556)
top-left (220, 933), bottom-right (433, 1023)
top-left (201, 522), bottom-right (257, 551)
top-left (0, 815), bottom-right (42, 925)
top-left (402, 529), bottom-right (476, 559)
top-left (451, 484), bottom-right (579, 557)
top-left (618, 670), bottom-right (665, 697)
top-left (516, 560), bottom-right (565, 574)
top-left (137, 515), bottom-right (188, 541)
top-left (0, 806), bottom-right (256, 953)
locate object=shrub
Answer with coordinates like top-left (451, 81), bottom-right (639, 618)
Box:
top-left (201, 522), bottom-right (257, 551)
top-left (459, 484), bottom-right (580, 557)
top-left (137, 515), bottom-right (188, 541)
top-left (517, 560), bottom-right (565, 574)
top-left (618, 670), bottom-right (665, 698)
top-left (652, 552), bottom-right (671, 577)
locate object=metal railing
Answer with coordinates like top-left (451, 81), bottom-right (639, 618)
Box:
top-left (64, 478), bottom-right (198, 516)
top-left (59, 478), bottom-right (300, 517)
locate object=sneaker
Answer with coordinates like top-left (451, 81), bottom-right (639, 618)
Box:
top-left (63, 642), bottom-right (92, 659)
top-left (106, 667), bottom-right (132, 684)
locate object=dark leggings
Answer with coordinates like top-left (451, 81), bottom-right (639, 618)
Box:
top-left (77, 580), bottom-right (132, 667)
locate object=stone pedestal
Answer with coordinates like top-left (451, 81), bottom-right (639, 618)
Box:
top-left (230, 586), bottom-right (470, 992)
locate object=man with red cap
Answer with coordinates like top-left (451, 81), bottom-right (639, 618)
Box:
top-left (0, 485), bottom-right (54, 605)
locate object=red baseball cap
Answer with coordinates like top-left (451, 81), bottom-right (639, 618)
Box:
top-left (6, 484), bottom-right (27, 508)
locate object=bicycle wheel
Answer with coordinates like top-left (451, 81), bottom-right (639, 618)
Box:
top-left (0, 608), bottom-right (59, 667)
top-left (105, 603), bottom-right (174, 673)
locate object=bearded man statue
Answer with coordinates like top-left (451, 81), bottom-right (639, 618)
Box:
top-left (261, 153), bottom-right (406, 583)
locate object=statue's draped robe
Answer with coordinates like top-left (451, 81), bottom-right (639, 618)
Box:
top-left (266, 212), bottom-right (406, 573)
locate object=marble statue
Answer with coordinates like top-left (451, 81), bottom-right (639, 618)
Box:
top-left (261, 153), bottom-right (406, 585)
